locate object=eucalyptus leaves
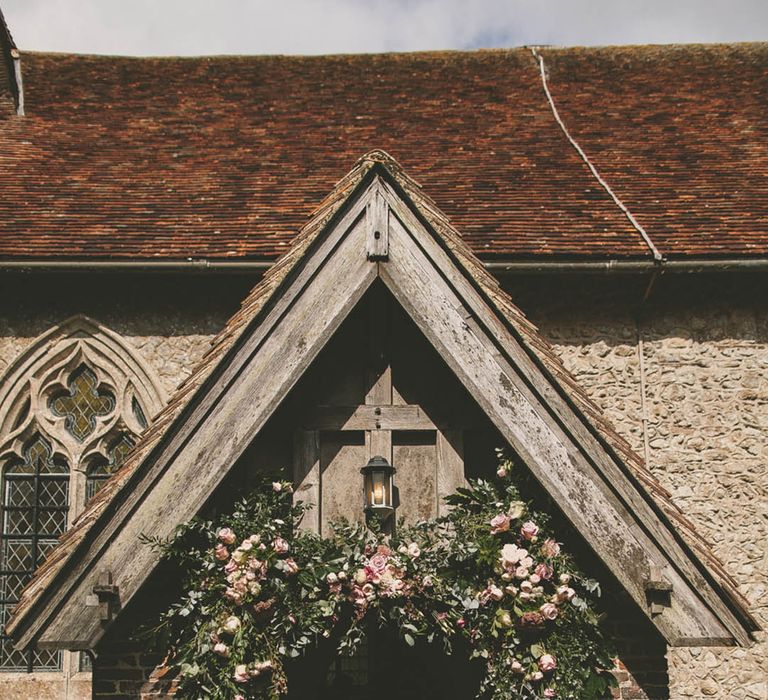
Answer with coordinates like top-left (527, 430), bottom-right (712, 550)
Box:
top-left (149, 459), bottom-right (615, 699)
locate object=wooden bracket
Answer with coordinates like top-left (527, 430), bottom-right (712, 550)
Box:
top-left (644, 562), bottom-right (673, 616)
top-left (92, 571), bottom-right (120, 623)
top-left (366, 189), bottom-right (389, 261)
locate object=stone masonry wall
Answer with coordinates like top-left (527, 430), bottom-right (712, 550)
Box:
top-left (509, 274), bottom-right (767, 700)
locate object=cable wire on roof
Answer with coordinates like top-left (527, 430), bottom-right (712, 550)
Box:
top-left (530, 47), bottom-right (663, 262)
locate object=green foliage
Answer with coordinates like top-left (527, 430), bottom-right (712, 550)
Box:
top-left (147, 457), bottom-right (615, 699)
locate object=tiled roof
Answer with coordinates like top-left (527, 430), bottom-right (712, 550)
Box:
top-left (0, 44), bottom-right (766, 260)
top-left (6, 152), bottom-right (757, 646)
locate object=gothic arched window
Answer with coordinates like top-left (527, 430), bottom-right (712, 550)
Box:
top-left (0, 317), bottom-right (165, 673)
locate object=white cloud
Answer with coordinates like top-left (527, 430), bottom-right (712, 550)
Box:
top-left (2, 0), bottom-right (766, 56)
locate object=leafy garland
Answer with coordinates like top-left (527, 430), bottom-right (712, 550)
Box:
top-left (148, 456), bottom-right (616, 699)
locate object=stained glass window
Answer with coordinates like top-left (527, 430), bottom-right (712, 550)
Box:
top-left (49, 366), bottom-right (115, 442)
top-left (0, 436), bottom-right (68, 671)
top-left (85, 433), bottom-right (136, 504)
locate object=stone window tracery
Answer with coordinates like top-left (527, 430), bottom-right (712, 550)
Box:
top-left (0, 317), bottom-right (165, 673)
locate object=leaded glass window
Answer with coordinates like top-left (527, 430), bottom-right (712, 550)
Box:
top-left (0, 436), bottom-right (68, 671)
top-left (0, 317), bottom-right (166, 676)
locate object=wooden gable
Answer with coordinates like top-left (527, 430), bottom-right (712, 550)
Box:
top-left (6, 152), bottom-right (758, 653)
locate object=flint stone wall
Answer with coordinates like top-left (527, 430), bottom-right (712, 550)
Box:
top-left (0, 272), bottom-right (764, 699)
top-left (509, 274), bottom-right (767, 700)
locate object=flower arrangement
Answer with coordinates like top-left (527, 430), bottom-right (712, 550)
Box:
top-left (147, 456), bottom-right (615, 699)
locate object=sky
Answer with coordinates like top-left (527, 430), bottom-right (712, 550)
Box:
top-left (2, 0), bottom-right (767, 56)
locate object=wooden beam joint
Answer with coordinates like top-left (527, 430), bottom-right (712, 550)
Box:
top-left (366, 189), bottom-right (389, 261)
top-left (91, 571), bottom-right (120, 623)
top-left (645, 563), bottom-right (673, 616)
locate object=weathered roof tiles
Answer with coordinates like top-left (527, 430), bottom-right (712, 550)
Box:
top-left (0, 44), bottom-right (766, 260)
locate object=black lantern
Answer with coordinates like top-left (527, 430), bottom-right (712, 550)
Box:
top-left (361, 455), bottom-right (396, 519)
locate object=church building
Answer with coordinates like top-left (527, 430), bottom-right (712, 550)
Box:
top-left (0, 8), bottom-right (765, 699)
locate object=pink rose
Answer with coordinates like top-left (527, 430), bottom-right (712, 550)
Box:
top-left (556, 585), bottom-right (576, 602)
top-left (407, 542), bottom-right (421, 558)
top-left (235, 696), bottom-right (246, 700)
top-left (457, 617), bottom-right (466, 629)
top-left (224, 587), bottom-right (243, 604)
top-left (496, 466), bottom-right (508, 478)
top-left (532, 671), bottom-right (544, 681)
top-left (490, 513), bottom-right (511, 534)
top-left (272, 537), bottom-right (289, 554)
top-left (544, 690), bottom-right (556, 698)
top-left (217, 527), bottom-right (236, 545)
top-left (538, 653), bottom-right (557, 672)
top-left (272, 481), bottom-right (282, 492)
top-left (520, 521), bottom-right (539, 540)
top-left (510, 660), bottom-right (523, 673)
top-left (540, 538), bottom-right (561, 558)
top-left (535, 563), bottom-right (553, 580)
top-left (283, 557), bottom-right (299, 575)
top-left (369, 553), bottom-right (388, 573)
top-left (214, 544), bottom-right (229, 561)
top-left (213, 642), bottom-right (229, 657)
top-left (539, 603), bottom-right (558, 620)
top-left (233, 664), bottom-right (249, 683)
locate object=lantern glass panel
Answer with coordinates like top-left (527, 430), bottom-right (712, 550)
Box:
top-left (372, 472), bottom-right (387, 507)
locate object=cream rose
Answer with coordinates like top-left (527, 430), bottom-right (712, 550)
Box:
top-left (487, 584), bottom-right (504, 601)
top-left (500, 543), bottom-right (529, 570)
top-left (223, 616), bottom-right (241, 634)
top-left (507, 501), bottom-right (525, 520)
